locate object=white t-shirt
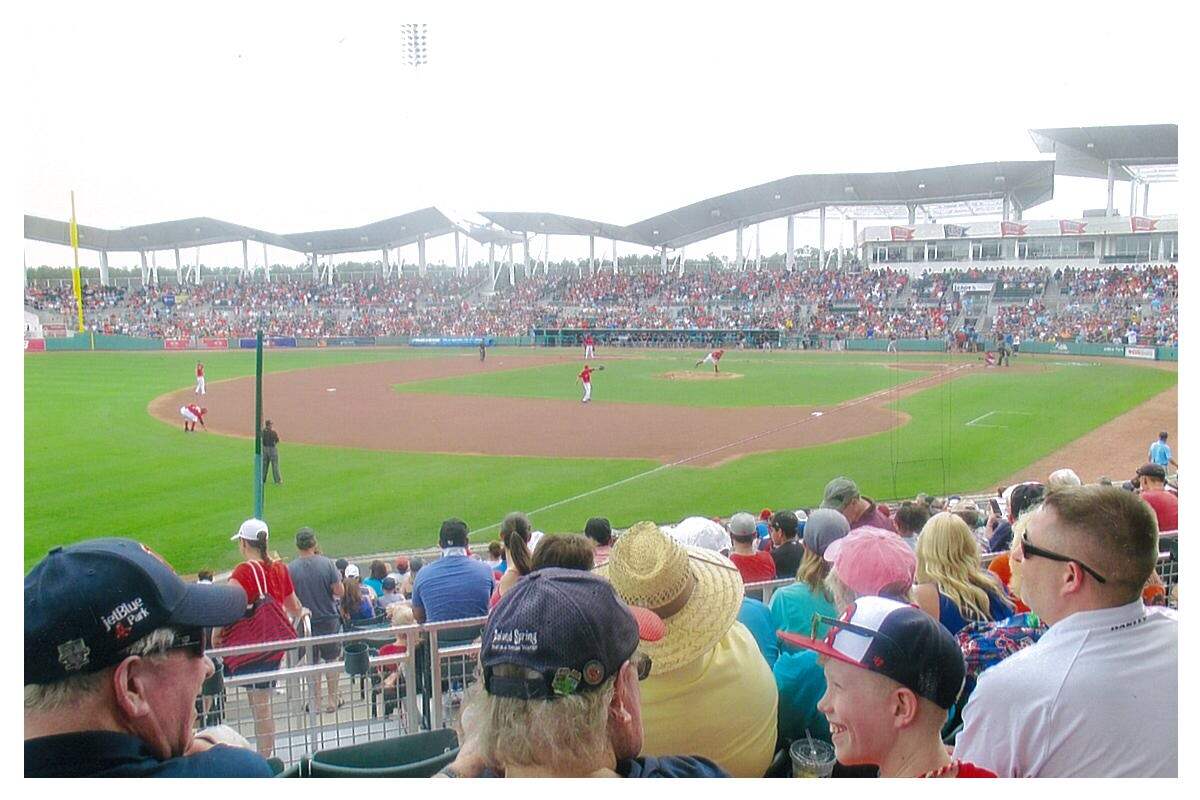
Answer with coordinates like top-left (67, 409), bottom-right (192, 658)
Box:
top-left (956, 600), bottom-right (1177, 777)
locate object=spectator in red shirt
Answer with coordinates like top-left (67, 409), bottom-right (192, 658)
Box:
top-left (212, 519), bottom-right (303, 758)
top-left (727, 512), bottom-right (777, 583)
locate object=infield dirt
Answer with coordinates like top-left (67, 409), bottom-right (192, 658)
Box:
top-left (149, 353), bottom-right (978, 467)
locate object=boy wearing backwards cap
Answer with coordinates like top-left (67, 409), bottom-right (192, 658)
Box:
top-left (782, 596), bottom-right (993, 778)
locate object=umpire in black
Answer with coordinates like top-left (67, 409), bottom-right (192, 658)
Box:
top-left (261, 420), bottom-right (282, 485)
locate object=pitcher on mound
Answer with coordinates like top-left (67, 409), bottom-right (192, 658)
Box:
top-left (695, 348), bottom-right (725, 374)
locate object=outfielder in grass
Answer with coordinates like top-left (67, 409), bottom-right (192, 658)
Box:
top-left (577, 363), bottom-right (604, 403)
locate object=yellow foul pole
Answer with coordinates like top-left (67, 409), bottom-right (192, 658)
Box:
top-left (70, 191), bottom-right (84, 332)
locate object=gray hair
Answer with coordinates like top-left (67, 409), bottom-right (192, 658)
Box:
top-left (24, 627), bottom-right (180, 713)
top-left (461, 664), bottom-right (616, 772)
top-left (825, 571), bottom-right (914, 612)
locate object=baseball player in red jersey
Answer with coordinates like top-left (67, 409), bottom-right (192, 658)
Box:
top-left (577, 364), bottom-right (594, 403)
top-left (583, 334), bottom-right (595, 359)
top-left (695, 348), bottom-right (725, 373)
top-left (195, 362), bottom-right (206, 395)
top-left (180, 403), bottom-right (207, 432)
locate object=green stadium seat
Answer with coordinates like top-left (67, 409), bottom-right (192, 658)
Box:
top-left (309, 728), bottom-right (459, 778)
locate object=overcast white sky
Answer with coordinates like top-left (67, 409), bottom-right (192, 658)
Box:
top-left (19, 1), bottom-right (1184, 268)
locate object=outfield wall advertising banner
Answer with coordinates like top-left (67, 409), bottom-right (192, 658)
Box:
top-left (201, 338), bottom-right (229, 350)
top-left (24, 339), bottom-right (46, 352)
top-left (409, 337), bottom-right (495, 347)
top-left (164, 339), bottom-right (189, 350)
top-left (238, 337), bottom-right (297, 349)
top-left (321, 336), bottom-right (377, 347)
top-left (1125, 346), bottom-right (1157, 360)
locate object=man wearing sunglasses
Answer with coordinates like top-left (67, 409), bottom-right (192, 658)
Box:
top-left (955, 485), bottom-right (1177, 777)
top-left (25, 539), bottom-right (274, 777)
top-left (436, 568), bottom-right (728, 777)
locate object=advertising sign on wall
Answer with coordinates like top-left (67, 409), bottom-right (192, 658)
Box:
top-left (201, 338), bottom-right (229, 350)
top-left (163, 339), bottom-right (189, 350)
top-left (1125, 346), bottom-right (1157, 360)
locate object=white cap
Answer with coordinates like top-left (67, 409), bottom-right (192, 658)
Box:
top-left (669, 516), bottom-right (732, 554)
top-left (529, 530), bottom-right (545, 552)
top-left (232, 518), bottom-right (268, 542)
top-left (794, 510), bottom-right (809, 522)
top-left (345, 563), bottom-right (360, 579)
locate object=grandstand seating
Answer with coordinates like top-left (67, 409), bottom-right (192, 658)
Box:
top-left (23, 264), bottom-right (1176, 346)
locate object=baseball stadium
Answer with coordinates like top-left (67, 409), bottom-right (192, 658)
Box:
top-left (23, 122), bottom-right (1180, 777)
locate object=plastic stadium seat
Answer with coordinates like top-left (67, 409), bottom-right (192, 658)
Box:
top-left (309, 728), bottom-right (459, 778)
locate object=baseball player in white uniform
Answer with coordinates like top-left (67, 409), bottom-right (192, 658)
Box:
top-left (195, 362), bottom-right (206, 395)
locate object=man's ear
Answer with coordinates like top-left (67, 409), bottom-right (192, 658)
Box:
top-left (892, 687), bottom-right (921, 731)
top-left (111, 657), bottom-right (153, 721)
top-left (609, 662), bottom-right (635, 725)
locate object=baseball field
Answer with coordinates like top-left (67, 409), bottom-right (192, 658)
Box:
top-left (24, 346), bottom-right (1176, 574)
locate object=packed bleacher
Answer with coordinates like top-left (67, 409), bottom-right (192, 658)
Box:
top-left (25, 457), bottom-right (1179, 777)
top-left (24, 263), bottom-right (1177, 346)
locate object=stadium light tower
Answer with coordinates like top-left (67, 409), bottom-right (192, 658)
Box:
top-left (402, 24), bottom-right (428, 67)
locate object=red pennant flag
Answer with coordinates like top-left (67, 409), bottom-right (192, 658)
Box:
top-left (1059, 220), bottom-right (1087, 235)
top-left (1000, 221), bottom-right (1027, 237)
top-left (890, 226), bottom-right (914, 241)
top-left (1131, 216), bottom-right (1157, 233)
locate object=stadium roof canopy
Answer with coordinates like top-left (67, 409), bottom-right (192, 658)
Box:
top-left (25, 162), bottom-right (1056, 255)
top-left (23, 215), bottom-right (297, 253)
top-left (622, 161), bottom-right (1055, 249)
top-left (1028, 124), bottom-right (1177, 181)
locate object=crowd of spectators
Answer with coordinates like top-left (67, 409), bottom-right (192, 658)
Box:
top-left (25, 454), bottom-right (1178, 777)
top-left (24, 263), bottom-right (1178, 345)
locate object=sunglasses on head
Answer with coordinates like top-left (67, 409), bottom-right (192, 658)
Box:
top-left (1020, 531), bottom-right (1107, 584)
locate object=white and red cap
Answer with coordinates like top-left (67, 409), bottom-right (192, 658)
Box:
top-left (779, 595), bottom-right (965, 710)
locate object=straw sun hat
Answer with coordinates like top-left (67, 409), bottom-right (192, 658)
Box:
top-left (594, 520), bottom-right (743, 675)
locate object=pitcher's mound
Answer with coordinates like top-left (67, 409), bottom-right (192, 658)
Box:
top-left (661, 371), bottom-right (744, 381)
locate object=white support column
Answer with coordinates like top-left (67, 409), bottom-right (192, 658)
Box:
top-left (660, 245), bottom-right (668, 272)
top-left (462, 236), bottom-right (469, 277)
top-left (818, 207), bottom-right (826, 269)
top-left (151, 250), bottom-right (159, 285)
top-left (139, 251), bottom-right (149, 286)
top-left (611, 239), bottom-right (618, 274)
top-left (523, 232), bottom-right (531, 273)
top-left (678, 246), bottom-right (686, 276)
top-left (786, 215), bottom-right (795, 271)
top-left (1129, 179), bottom-right (1137, 217)
top-left (242, 239), bottom-right (249, 281)
top-left (417, 235), bottom-right (427, 277)
top-left (327, 255), bottom-right (335, 286)
top-left (263, 243), bottom-right (271, 282)
top-left (755, 224), bottom-right (761, 269)
top-left (543, 234), bottom-right (550, 276)
top-left (588, 234), bottom-right (595, 274)
top-left (907, 204), bottom-right (916, 225)
top-left (174, 247), bottom-right (183, 284)
top-left (1143, 182), bottom-right (1151, 216)
top-left (382, 247), bottom-right (390, 280)
top-left (454, 230), bottom-right (461, 272)
top-left (1002, 196), bottom-right (1010, 222)
top-left (194, 247), bottom-right (201, 285)
top-left (488, 242), bottom-right (496, 279)
top-left (736, 224), bottom-right (744, 270)
top-left (311, 252), bottom-right (319, 281)
top-left (1106, 162), bottom-right (1116, 216)
top-left (506, 242), bottom-right (514, 287)
top-left (99, 250), bottom-right (110, 285)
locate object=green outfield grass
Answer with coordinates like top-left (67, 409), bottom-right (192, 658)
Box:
top-left (24, 348), bottom-right (1175, 574)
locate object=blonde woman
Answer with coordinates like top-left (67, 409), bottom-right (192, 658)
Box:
top-left (913, 512), bottom-right (1013, 635)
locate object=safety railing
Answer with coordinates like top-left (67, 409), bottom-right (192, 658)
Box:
top-left (743, 577), bottom-right (794, 605)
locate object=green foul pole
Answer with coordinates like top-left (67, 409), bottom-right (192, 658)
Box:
top-left (253, 329), bottom-right (264, 519)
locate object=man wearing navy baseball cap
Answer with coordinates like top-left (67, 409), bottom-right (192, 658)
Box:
top-left (781, 595), bottom-right (994, 778)
top-left (435, 568), bottom-right (728, 778)
top-left (24, 538), bottom-right (274, 777)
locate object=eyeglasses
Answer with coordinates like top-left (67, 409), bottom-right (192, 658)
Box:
top-left (121, 626), bottom-right (207, 659)
top-left (632, 651), bottom-right (652, 681)
top-left (1019, 532), bottom-right (1107, 584)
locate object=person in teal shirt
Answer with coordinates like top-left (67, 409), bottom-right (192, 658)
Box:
top-left (774, 649), bottom-right (830, 743)
top-left (768, 509), bottom-right (847, 633)
top-left (737, 596), bottom-right (778, 668)
top-left (1149, 431), bottom-right (1177, 469)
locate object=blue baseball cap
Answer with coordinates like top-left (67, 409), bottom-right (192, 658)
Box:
top-left (482, 568), bottom-right (663, 699)
top-left (25, 538), bottom-right (248, 685)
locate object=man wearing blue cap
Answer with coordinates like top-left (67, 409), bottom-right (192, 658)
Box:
top-left (437, 568), bottom-right (728, 778)
top-left (24, 539), bottom-right (274, 777)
